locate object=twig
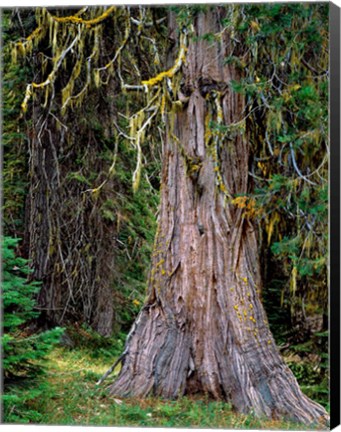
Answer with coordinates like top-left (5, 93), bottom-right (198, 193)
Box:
top-left (96, 351), bottom-right (127, 386)
top-left (289, 142), bottom-right (317, 186)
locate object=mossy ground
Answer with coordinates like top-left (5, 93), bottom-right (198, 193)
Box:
top-left (3, 346), bottom-right (324, 429)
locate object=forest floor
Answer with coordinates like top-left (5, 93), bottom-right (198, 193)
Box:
top-left (3, 345), bottom-right (325, 429)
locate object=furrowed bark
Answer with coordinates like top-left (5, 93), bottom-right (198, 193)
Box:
top-left (28, 99), bottom-right (116, 336)
top-left (109, 8), bottom-right (329, 426)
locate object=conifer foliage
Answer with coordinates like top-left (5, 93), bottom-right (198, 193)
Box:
top-left (2, 237), bottom-right (63, 378)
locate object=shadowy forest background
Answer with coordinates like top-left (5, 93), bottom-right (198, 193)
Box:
top-left (2, 3), bottom-right (329, 426)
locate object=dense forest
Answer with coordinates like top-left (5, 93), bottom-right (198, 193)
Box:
top-left (2, 3), bottom-right (329, 428)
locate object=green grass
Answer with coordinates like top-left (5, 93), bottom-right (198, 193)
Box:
top-left (2, 346), bottom-right (325, 429)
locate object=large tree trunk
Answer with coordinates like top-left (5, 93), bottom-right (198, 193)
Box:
top-left (109, 9), bottom-right (328, 426)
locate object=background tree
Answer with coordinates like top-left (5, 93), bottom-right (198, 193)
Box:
top-left (4, 7), bottom-right (161, 335)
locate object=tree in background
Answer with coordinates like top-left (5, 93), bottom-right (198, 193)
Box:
top-left (4, 8), bottom-right (160, 336)
top-left (5, 4), bottom-right (329, 425)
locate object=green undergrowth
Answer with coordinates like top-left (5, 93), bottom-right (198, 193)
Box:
top-left (3, 344), bottom-right (326, 429)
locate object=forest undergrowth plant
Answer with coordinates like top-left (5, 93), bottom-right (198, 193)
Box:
top-left (2, 237), bottom-right (64, 421)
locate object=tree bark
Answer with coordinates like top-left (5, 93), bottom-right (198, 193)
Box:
top-left (109, 9), bottom-right (328, 426)
top-left (28, 99), bottom-right (116, 336)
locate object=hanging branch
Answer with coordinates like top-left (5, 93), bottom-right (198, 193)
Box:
top-left (132, 106), bottom-right (159, 193)
top-left (47, 6), bottom-right (116, 27)
top-left (21, 27), bottom-right (82, 112)
top-left (18, 6), bottom-right (189, 195)
top-left (95, 8), bottom-right (131, 75)
top-left (141, 29), bottom-right (188, 89)
top-left (61, 25), bottom-right (101, 113)
top-left (289, 142), bottom-right (317, 186)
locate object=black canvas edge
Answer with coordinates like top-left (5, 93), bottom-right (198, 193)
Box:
top-left (330, 2), bottom-right (341, 430)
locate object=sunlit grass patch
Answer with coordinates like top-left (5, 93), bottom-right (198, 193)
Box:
top-left (3, 346), bottom-right (325, 429)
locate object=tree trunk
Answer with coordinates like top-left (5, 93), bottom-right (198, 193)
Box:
top-left (28, 99), bottom-right (116, 336)
top-left (109, 9), bottom-right (328, 426)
